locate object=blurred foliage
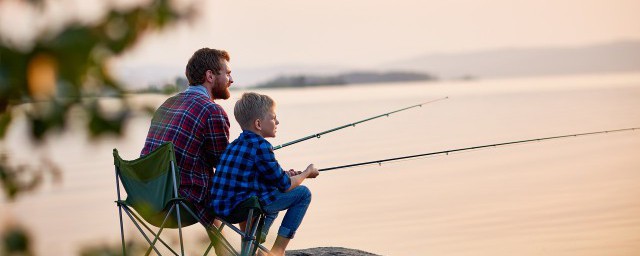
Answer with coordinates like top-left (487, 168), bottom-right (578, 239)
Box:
top-left (79, 240), bottom-right (147, 256)
top-left (0, 0), bottom-right (193, 140)
top-left (0, 0), bottom-right (193, 198)
top-left (0, 0), bottom-right (195, 254)
top-left (0, 152), bottom-right (61, 200)
top-left (1, 225), bottom-right (32, 256)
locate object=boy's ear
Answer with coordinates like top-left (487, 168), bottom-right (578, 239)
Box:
top-left (254, 118), bottom-right (262, 131)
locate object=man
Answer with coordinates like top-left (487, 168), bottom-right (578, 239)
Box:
top-left (141, 48), bottom-right (233, 226)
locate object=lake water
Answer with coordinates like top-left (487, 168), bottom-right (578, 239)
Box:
top-left (1, 72), bottom-right (640, 255)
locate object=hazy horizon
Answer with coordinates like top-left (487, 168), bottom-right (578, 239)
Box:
top-left (2, 0), bottom-right (640, 88)
top-left (113, 40), bottom-right (640, 89)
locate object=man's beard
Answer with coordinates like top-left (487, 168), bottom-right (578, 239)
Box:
top-left (211, 83), bottom-right (230, 100)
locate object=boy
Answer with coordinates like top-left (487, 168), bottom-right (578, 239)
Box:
top-left (210, 92), bottom-right (319, 256)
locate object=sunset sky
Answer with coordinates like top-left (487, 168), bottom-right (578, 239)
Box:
top-left (1, 0), bottom-right (639, 85)
top-left (115, 0), bottom-right (640, 68)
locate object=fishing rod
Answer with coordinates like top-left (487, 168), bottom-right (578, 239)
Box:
top-left (319, 127), bottom-right (640, 172)
top-left (272, 96), bottom-right (449, 150)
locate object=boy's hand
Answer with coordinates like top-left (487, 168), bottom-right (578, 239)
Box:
top-left (286, 169), bottom-right (302, 176)
top-left (286, 164), bottom-right (319, 192)
top-left (305, 164), bottom-right (320, 178)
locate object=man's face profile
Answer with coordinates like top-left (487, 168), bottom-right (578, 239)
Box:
top-left (211, 60), bottom-right (233, 100)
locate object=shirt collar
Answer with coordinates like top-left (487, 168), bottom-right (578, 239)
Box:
top-left (185, 85), bottom-right (210, 99)
top-left (241, 130), bottom-right (261, 139)
top-left (240, 130), bottom-right (271, 145)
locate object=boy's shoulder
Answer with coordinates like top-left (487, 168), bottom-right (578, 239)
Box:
top-left (232, 131), bottom-right (274, 153)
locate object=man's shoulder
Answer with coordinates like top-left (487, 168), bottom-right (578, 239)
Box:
top-left (170, 92), bottom-right (227, 115)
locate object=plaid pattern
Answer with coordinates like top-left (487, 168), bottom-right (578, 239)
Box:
top-left (141, 89), bottom-right (230, 225)
top-left (210, 130), bottom-right (291, 217)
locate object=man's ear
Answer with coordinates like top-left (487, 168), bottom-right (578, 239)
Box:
top-left (207, 70), bottom-right (216, 83)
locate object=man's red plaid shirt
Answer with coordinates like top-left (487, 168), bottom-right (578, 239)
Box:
top-left (141, 89), bottom-right (230, 225)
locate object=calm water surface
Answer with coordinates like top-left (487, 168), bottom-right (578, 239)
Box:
top-left (2, 72), bottom-right (640, 255)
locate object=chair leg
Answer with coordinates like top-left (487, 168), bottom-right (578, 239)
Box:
top-left (169, 161), bottom-right (186, 256)
top-left (177, 201), bottom-right (239, 256)
top-left (250, 215), bottom-right (266, 256)
top-left (144, 205), bottom-right (177, 256)
top-left (257, 243), bottom-right (270, 254)
top-left (118, 204), bottom-right (127, 256)
top-left (209, 221), bottom-right (240, 256)
top-left (203, 242), bottom-right (214, 256)
top-left (241, 209), bottom-right (255, 256)
top-left (176, 204), bottom-right (185, 256)
top-left (247, 214), bottom-right (264, 256)
top-left (115, 168), bottom-right (127, 255)
top-left (124, 206), bottom-right (179, 256)
top-left (122, 207), bottom-right (165, 256)
top-left (204, 228), bottom-right (241, 256)
top-left (213, 222), bottom-right (235, 254)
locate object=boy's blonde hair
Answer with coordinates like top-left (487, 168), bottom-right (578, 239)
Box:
top-left (234, 92), bottom-right (276, 130)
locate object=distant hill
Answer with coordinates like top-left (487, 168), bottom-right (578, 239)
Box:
top-left (385, 41), bottom-right (640, 79)
top-left (114, 41), bottom-right (640, 89)
top-left (254, 71), bottom-right (436, 88)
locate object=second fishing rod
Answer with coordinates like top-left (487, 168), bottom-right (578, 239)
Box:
top-left (272, 96), bottom-right (448, 150)
top-left (318, 127), bottom-right (640, 172)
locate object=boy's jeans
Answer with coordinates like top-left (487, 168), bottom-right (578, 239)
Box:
top-left (261, 185), bottom-right (312, 239)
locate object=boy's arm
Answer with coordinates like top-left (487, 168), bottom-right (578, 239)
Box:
top-left (285, 169), bottom-right (302, 176)
top-left (255, 142), bottom-right (292, 192)
top-left (286, 164), bottom-right (319, 192)
top-left (255, 141), bottom-right (320, 192)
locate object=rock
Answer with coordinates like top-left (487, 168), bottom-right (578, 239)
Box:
top-left (286, 247), bottom-right (380, 256)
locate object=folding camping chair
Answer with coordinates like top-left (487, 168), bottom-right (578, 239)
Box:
top-left (113, 142), bottom-right (269, 256)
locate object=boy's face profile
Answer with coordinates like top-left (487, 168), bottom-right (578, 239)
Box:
top-left (256, 107), bottom-right (279, 138)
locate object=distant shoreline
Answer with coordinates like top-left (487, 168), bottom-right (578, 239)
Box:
top-left (251, 70), bottom-right (437, 89)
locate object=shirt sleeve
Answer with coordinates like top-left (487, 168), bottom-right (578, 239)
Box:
top-left (255, 141), bottom-right (291, 192)
top-left (203, 107), bottom-right (230, 168)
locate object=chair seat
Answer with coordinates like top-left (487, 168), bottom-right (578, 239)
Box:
top-left (221, 196), bottom-right (264, 224)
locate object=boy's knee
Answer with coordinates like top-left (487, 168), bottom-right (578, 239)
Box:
top-left (298, 185), bottom-right (312, 202)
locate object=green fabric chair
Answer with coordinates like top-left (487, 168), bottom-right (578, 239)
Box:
top-left (113, 142), bottom-right (268, 256)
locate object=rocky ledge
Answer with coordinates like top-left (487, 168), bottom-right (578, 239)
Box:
top-left (287, 247), bottom-right (380, 256)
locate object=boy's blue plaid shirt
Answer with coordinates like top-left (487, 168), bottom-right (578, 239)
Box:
top-left (210, 130), bottom-right (291, 217)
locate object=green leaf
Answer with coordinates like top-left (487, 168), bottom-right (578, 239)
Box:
top-left (0, 111), bottom-right (11, 138)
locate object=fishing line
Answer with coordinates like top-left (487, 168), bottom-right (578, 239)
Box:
top-left (318, 127), bottom-right (640, 172)
top-left (272, 96), bottom-right (449, 150)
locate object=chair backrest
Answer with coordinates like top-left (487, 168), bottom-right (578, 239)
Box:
top-left (113, 142), bottom-right (197, 228)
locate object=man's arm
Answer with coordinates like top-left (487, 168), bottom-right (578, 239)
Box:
top-left (203, 108), bottom-right (230, 167)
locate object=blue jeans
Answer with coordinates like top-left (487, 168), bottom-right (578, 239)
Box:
top-left (261, 185), bottom-right (312, 239)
